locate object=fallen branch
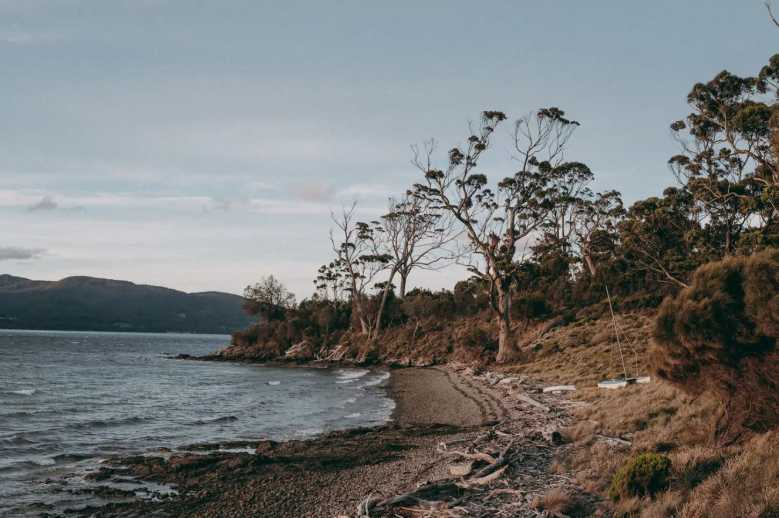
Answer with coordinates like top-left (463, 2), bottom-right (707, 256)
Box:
top-left (360, 480), bottom-right (463, 515)
top-left (456, 465), bottom-right (508, 488)
top-left (439, 448), bottom-right (497, 465)
top-left (594, 434), bottom-right (632, 447)
top-left (515, 393), bottom-right (550, 413)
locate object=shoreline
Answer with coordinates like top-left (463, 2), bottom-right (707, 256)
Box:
top-left (82, 366), bottom-right (510, 517)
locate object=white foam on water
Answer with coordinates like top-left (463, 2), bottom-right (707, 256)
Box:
top-left (8, 389), bottom-right (36, 396)
top-left (267, 381), bottom-right (281, 386)
top-left (345, 413), bottom-right (361, 419)
top-left (335, 369), bottom-right (369, 380)
top-left (361, 372), bottom-right (390, 387)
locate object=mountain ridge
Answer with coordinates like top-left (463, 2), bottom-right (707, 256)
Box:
top-left (0, 274), bottom-right (252, 334)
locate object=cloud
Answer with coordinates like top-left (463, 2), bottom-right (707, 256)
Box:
top-left (337, 183), bottom-right (391, 199)
top-left (27, 195), bottom-right (58, 211)
top-left (0, 30), bottom-right (61, 46)
top-left (289, 183), bottom-right (335, 203)
top-left (0, 246), bottom-right (44, 261)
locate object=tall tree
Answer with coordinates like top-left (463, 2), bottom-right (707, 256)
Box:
top-left (573, 190), bottom-right (625, 278)
top-left (380, 189), bottom-right (460, 298)
top-left (412, 108), bottom-right (586, 363)
top-left (243, 275), bottom-right (296, 321)
top-left (365, 193), bottom-right (459, 337)
top-left (618, 188), bottom-right (702, 289)
top-left (328, 204), bottom-right (390, 336)
top-left (669, 55), bottom-right (779, 256)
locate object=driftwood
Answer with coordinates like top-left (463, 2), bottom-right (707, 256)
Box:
top-left (542, 385), bottom-right (576, 393)
top-left (356, 367), bottom-right (587, 517)
top-left (594, 434), bottom-right (632, 447)
top-left (357, 481), bottom-right (463, 517)
top-left (457, 465), bottom-right (508, 488)
top-left (515, 393), bottom-right (550, 413)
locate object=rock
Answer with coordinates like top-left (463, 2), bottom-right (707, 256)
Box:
top-left (285, 340), bottom-right (315, 361)
top-left (255, 440), bottom-right (279, 455)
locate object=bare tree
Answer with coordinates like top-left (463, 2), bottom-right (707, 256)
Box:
top-left (363, 192), bottom-right (460, 338)
top-left (767, 1), bottom-right (779, 28)
top-left (412, 108), bottom-right (583, 363)
top-left (329, 203), bottom-right (390, 336)
top-left (378, 189), bottom-right (460, 298)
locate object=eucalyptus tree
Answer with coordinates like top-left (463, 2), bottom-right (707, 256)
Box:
top-left (363, 193), bottom-right (460, 338)
top-left (243, 275), bottom-right (296, 321)
top-left (328, 203), bottom-right (390, 336)
top-left (669, 55), bottom-right (779, 256)
top-left (412, 108), bottom-right (586, 363)
top-left (314, 261), bottom-right (346, 302)
top-left (379, 191), bottom-right (460, 298)
top-left (572, 190), bottom-right (625, 278)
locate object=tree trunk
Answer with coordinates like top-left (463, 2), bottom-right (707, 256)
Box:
top-left (399, 272), bottom-right (408, 299)
top-left (495, 287), bottom-right (523, 363)
top-left (583, 251), bottom-right (597, 277)
top-left (371, 268), bottom-right (397, 340)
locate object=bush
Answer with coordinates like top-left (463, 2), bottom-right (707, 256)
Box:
top-left (651, 249), bottom-right (779, 437)
top-left (609, 453), bottom-right (672, 501)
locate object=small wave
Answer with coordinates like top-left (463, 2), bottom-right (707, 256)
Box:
top-left (344, 397), bottom-right (357, 404)
top-left (193, 415), bottom-right (238, 425)
top-left (361, 372), bottom-right (390, 387)
top-left (345, 413), bottom-right (361, 418)
top-left (65, 415), bottom-right (150, 430)
top-left (7, 389), bottom-right (36, 396)
top-left (1, 411), bottom-right (35, 418)
top-left (335, 369), bottom-right (369, 381)
top-left (51, 452), bottom-right (92, 463)
top-left (267, 381), bottom-right (281, 386)
top-left (0, 435), bottom-right (37, 447)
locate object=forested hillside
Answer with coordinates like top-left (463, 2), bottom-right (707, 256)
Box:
top-left (0, 275), bottom-right (251, 334)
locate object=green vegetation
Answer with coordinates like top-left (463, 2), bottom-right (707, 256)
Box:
top-left (608, 453), bottom-right (672, 501)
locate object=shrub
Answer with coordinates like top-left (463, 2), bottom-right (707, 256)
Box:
top-left (651, 249), bottom-right (779, 437)
top-left (609, 453), bottom-right (672, 501)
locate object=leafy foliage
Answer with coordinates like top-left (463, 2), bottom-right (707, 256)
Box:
top-left (243, 275), bottom-right (296, 321)
top-left (608, 453), bottom-right (672, 501)
top-left (652, 248), bottom-right (779, 436)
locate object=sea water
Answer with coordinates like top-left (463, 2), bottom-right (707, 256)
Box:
top-left (0, 329), bottom-right (393, 516)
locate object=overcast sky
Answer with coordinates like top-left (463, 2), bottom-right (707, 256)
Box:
top-left (0, 1), bottom-right (776, 296)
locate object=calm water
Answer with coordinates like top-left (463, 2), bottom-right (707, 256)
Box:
top-left (0, 330), bottom-right (394, 517)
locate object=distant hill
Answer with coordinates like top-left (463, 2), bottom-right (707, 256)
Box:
top-left (0, 275), bottom-right (253, 334)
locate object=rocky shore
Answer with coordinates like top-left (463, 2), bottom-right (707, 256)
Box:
top-left (76, 365), bottom-right (589, 518)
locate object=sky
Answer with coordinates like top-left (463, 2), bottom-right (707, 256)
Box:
top-left (0, 1), bottom-right (776, 297)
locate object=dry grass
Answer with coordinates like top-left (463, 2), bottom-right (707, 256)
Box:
top-left (504, 311), bottom-right (655, 386)
top-left (680, 430), bottom-right (779, 518)
top-left (532, 486), bottom-right (587, 517)
top-left (532, 487), bottom-right (571, 512)
top-left (498, 310), bottom-right (779, 517)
